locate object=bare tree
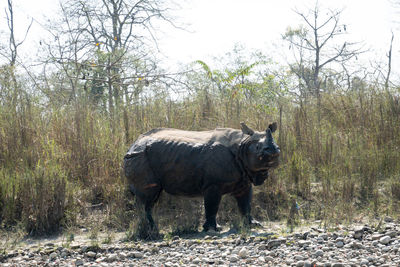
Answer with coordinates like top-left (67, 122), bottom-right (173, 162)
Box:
top-left (1, 0), bottom-right (33, 80)
top-left (46, 0), bottom-right (173, 104)
top-left (0, 0), bottom-right (33, 102)
top-left (42, 0), bottom-right (178, 140)
top-left (283, 2), bottom-right (364, 167)
top-left (283, 3), bottom-right (364, 100)
top-left (56, 0), bottom-right (176, 106)
top-left (0, 0), bottom-right (34, 151)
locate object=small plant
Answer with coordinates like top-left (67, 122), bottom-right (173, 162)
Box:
top-left (62, 232), bottom-right (75, 248)
top-left (391, 179), bottom-right (400, 200)
top-left (89, 225), bottom-right (100, 246)
top-left (163, 232), bottom-right (173, 241)
top-left (102, 231), bottom-right (114, 244)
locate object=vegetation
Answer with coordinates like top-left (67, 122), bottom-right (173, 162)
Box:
top-left (0, 0), bottom-right (399, 236)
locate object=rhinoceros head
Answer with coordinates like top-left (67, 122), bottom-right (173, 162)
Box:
top-left (240, 122), bottom-right (280, 185)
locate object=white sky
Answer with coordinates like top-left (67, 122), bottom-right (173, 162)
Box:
top-left (0, 0), bottom-right (399, 75)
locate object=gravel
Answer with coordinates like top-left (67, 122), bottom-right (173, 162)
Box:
top-left (2, 220), bottom-right (400, 266)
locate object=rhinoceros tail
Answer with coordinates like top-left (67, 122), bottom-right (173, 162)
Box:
top-left (124, 151), bottom-right (141, 159)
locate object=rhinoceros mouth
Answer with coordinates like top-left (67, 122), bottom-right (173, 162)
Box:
top-left (267, 159), bottom-right (280, 168)
top-left (257, 153), bottom-right (279, 169)
top-left (267, 153), bottom-right (279, 168)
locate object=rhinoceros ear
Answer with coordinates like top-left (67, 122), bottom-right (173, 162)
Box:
top-left (240, 122), bottom-right (254, 136)
top-left (267, 122), bottom-right (278, 133)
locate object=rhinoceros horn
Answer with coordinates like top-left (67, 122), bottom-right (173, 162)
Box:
top-left (266, 122), bottom-right (277, 144)
top-left (240, 122), bottom-right (254, 136)
top-left (267, 122), bottom-right (277, 133)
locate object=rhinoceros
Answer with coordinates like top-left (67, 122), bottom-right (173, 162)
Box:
top-left (123, 122), bottom-right (280, 237)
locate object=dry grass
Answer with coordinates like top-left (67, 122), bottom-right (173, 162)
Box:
top-left (1, 64), bottom-right (400, 237)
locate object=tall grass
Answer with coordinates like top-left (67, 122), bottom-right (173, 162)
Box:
top-left (1, 67), bottom-right (400, 235)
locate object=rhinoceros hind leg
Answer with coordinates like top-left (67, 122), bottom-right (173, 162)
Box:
top-left (135, 185), bottom-right (162, 239)
top-left (202, 185), bottom-right (222, 232)
top-left (145, 190), bottom-right (161, 228)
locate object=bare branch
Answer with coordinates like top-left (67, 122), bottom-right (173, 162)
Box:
top-left (385, 31), bottom-right (394, 90)
top-left (320, 42), bottom-right (346, 68)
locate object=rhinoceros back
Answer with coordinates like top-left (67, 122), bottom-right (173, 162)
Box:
top-left (128, 128), bottom-right (244, 149)
top-left (124, 127), bottom-right (247, 196)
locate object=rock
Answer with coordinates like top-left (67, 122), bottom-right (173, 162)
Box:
top-left (238, 247), bottom-right (247, 258)
top-left (264, 256), bottom-right (274, 262)
top-left (295, 255), bottom-right (305, 261)
top-left (384, 216), bottom-right (394, 223)
top-left (70, 244), bottom-right (81, 250)
top-left (133, 251), bottom-right (144, 258)
top-left (379, 235), bottom-right (391, 245)
top-left (353, 228), bottom-right (364, 239)
top-left (229, 255), bottom-right (239, 262)
top-left (319, 233), bottom-right (328, 240)
top-left (371, 234), bottom-right (383, 240)
top-left (335, 241), bottom-right (344, 248)
top-left (314, 249), bottom-right (324, 257)
top-left (201, 257), bottom-right (211, 263)
top-left (267, 238), bottom-right (286, 248)
top-left (386, 230), bottom-right (398, 238)
top-left (363, 226), bottom-right (373, 233)
top-left (192, 257), bottom-right (201, 264)
top-left (86, 251), bottom-right (96, 258)
top-left (5, 223), bottom-right (400, 266)
top-left (285, 259), bottom-right (295, 265)
top-left (343, 243), bottom-right (352, 249)
top-left (302, 232), bottom-right (310, 239)
top-left (298, 240), bottom-right (311, 247)
top-left (106, 253), bottom-right (118, 262)
top-left (41, 254), bottom-right (49, 261)
top-left (75, 258), bottom-right (84, 266)
top-left (95, 256), bottom-right (106, 263)
top-left (49, 252), bottom-right (58, 261)
top-left (350, 241), bottom-right (364, 249)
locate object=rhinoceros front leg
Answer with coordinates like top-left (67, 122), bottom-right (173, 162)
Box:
top-left (234, 186), bottom-right (261, 227)
top-left (202, 185), bottom-right (222, 232)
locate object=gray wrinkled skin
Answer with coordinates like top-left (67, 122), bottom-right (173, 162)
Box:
top-left (124, 122), bottom-right (280, 237)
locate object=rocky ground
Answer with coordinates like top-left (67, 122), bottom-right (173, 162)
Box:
top-left (1, 218), bottom-right (400, 266)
